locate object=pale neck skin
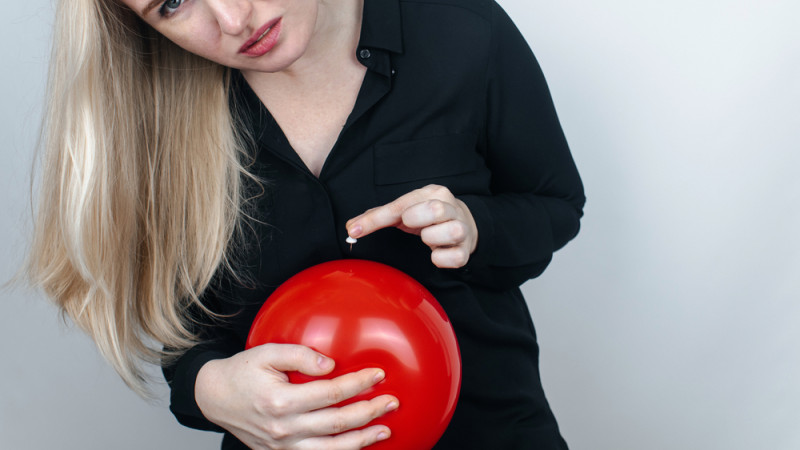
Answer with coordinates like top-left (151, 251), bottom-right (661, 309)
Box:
top-left (244, 0), bottom-right (367, 176)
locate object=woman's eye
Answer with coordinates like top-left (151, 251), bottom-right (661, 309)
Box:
top-left (159, 0), bottom-right (184, 17)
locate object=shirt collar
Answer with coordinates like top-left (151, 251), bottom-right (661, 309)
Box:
top-left (359, 0), bottom-right (404, 54)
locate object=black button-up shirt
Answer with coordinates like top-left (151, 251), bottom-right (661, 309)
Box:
top-left (165, 0), bottom-right (584, 448)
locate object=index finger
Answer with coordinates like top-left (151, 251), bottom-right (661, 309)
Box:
top-left (346, 185), bottom-right (451, 238)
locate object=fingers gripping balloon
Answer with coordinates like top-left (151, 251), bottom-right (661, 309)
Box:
top-left (246, 259), bottom-right (461, 449)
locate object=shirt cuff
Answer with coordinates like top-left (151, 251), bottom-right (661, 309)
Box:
top-left (167, 347), bottom-right (231, 432)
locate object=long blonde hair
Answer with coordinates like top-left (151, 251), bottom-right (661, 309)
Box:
top-left (26, 0), bottom-right (251, 396)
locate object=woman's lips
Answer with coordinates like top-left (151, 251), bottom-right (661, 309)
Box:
top-left (239, 18), bottom-right (282, 56)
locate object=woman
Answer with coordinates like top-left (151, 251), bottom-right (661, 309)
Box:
top-left (27, 0), bottom-right (585, 448)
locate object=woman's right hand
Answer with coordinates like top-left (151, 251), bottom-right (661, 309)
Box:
top-left (195, 343), bottom-right (398, 449)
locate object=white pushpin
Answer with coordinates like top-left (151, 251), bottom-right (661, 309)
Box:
top-left (346, 235), bottom-right (357, 251)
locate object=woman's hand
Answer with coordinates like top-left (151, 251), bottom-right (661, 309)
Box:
top-left (346, 185), bottom-right (478, 269)
top-left (195, 343), bottom-right (398, 450)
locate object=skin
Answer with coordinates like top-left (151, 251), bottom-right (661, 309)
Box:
top-left (121, 1), bottom-right (478, 448)
top-left (347, 184), bottom-right (479, 269)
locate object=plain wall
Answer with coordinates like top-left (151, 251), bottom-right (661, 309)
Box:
top-left (2, 0), bottom-right (798, 448)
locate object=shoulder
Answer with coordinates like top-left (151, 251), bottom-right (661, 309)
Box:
top-left (396, 0), bottom-right (521, 43)
top-left (394, 0), bottom-right (507, 44)
top-left (398, 0), bottom-right (495, 23)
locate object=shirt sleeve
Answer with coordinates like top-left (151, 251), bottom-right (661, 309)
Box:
top-left (161, 290), bottom-right (242, 432)
top-left (456, 1), bottom-right (585, 289)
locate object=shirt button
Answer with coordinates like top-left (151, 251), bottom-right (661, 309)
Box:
top-left (359, 48), bottom-right (372, 59)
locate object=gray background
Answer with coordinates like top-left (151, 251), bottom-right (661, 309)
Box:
top-left (3, 0), bottom-right (798, 448)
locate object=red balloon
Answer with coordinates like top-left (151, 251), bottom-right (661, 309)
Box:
top-left (246, 259), bottom-right (461, 449)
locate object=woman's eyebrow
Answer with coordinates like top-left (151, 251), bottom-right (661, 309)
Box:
top-left (141, 0), bottom-right (163, 17)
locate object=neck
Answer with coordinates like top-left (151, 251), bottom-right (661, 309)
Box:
top-left (309, 0), bottom-right (364, 62)
top-left (250, 0), bottom-right (364, 84)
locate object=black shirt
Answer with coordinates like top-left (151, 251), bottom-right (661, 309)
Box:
top-left (164, 0), bottom-right (585, 448)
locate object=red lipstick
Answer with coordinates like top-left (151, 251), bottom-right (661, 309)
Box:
top-left (239, 18), bottom-right (282, 56)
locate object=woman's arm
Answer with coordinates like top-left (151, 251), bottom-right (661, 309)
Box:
top-left (348, 1), bottom-right (585, 290)
top-left (163, 295), bottom-right (397, 448)
top-left (461, 1), bottom-right (584, 288)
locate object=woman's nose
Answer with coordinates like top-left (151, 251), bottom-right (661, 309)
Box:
top-left (205, 0), bottom-right (253, 36)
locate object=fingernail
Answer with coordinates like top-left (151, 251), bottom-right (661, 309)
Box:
top-left (349, 224), bottom-right (362, 238)
top-left (377, 430), bottom-right (389, 441)
top-left (373, 370), bottom-right (385, 383)
top-left (318, 356), bottom-right (332, 369)
top-left (385, 401), bottom-right (398, 412)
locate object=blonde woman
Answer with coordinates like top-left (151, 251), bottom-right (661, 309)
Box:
top-left (27, 0), bottom-right (585, 448)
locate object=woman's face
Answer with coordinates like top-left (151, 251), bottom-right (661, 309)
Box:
top-left (120, 0), bottom-right (321, 73)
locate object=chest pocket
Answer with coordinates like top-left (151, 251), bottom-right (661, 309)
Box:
top-left (372, 133), bottom-right (489, 199)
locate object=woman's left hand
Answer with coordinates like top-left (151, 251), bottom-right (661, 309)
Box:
top-left (346, 184), bottom-right (478, 269)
